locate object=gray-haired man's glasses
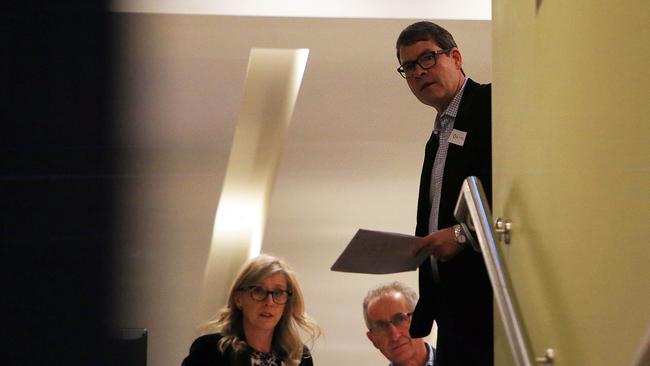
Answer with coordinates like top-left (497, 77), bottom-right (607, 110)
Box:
top-left (397, 49), bottom-right (452, 79)
top-left (369, 312), bottom-right (413, 334)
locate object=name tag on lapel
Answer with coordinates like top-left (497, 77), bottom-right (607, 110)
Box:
top-left (449, 129), bottom-right (467, 146)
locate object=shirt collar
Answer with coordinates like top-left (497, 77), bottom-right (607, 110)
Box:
top-left (433, 77), bottom-right (467, 132)
top-left (425, 342), bottom-right (436, 366)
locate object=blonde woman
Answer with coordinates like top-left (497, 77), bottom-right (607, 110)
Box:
top-left (182, 254), bottom-right (320, 366)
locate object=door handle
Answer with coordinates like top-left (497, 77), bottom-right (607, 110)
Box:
top-left (535, 348), bottom-right (555, 364)
top-left (495, 217), bottom-right (512, 244)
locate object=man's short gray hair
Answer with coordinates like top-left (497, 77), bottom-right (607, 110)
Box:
top-left (362, 281), bottom-right (418, 329)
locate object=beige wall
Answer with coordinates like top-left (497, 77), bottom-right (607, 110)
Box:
top-left (111, 14), bottom-right (492, 366)
top-left (492, 0), bottom-right (650, 364)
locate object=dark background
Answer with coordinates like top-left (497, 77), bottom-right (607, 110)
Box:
top-left (2, 2), bottom-right (118, 365)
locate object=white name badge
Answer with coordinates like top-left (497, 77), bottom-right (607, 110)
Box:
top-left (449, 129), bottom-right (467, 146)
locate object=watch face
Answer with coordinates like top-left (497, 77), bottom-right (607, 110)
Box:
top-left (454, 225), bottom-right (466, 244)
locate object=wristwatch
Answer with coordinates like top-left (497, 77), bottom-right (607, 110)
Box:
top-left (453, 224), bottom-right (467, 245)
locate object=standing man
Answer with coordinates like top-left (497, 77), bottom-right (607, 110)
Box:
top-left (363, 282), bottom-right (436, 366)
top-left (395, 21), bottom-right (493, 365)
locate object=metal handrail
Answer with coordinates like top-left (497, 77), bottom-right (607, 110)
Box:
top-left (454, 176), bottom-right (533, 366)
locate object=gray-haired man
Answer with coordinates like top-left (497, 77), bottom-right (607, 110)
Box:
top-left (364, 282), bottom-right (436, 366)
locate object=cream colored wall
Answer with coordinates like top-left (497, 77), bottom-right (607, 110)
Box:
top-left (492, 0), bottom-right (650, 364)
top-left (112, 14), bottom-right (492, 366)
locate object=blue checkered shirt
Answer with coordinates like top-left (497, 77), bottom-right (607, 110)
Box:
top-left (428, 78), bottom-right (467, 233)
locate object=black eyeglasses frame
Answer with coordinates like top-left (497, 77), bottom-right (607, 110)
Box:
top-left (237, 285), bottom-right (293, 305)
top-left (397, 48), bottom-right (452, 79)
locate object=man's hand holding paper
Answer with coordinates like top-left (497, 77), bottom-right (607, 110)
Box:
top-left (331, 229), bottom-right (431, 274)
top-left (411, 228), bottom-right (464, 262)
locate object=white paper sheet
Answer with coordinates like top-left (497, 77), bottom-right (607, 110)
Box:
top-left (330, 229), bottom-right (429, 274)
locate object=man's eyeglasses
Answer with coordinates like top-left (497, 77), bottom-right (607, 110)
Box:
top-left (397, 49), bottom-right (452, 79)
top-left (238, 285), bottom-right (292, 305)
top-left (369, 312), bottom-right (413, 334)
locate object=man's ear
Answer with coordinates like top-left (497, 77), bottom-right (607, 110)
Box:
top-left (451, 47), bottom-right (463, 70)
top-left (366, 331), bottom-right (379, 349)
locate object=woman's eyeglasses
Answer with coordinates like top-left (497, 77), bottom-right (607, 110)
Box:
top-left (238, 285), bottom-right (292, 305)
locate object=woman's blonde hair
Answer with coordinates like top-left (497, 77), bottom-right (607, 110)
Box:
top-left (203, 254), bottom-right (321, 366)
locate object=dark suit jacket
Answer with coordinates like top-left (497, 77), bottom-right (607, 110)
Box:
top-left (409, 79), bottom-right (493, 366)
top-left (181, 333), bottom-right (314, 366)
